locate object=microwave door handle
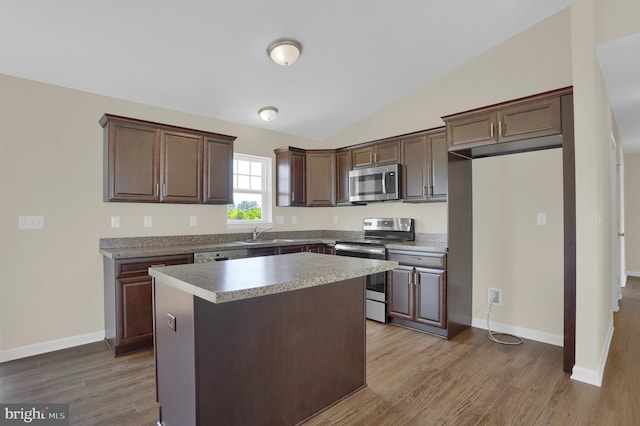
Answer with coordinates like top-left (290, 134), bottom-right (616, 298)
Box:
top-left (381, 172), bottom-right (387, 194)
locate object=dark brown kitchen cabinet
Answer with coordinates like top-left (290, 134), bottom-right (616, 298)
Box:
top-left (275, 147), bottom-right (306, 206)
top-left (387, 250), bottom-right (449, 337)
top-left (352, 140), bottom-right (400, 169)
top-left (401, 128), bottom-right (447, 202)
top-left (103, 253), bottom-right (193, 356)
top-left (203, 136), bottom-right (234, 204)
top-left (100, 114), bottom-right (235, 204)
top-left (445, 95), bottom-right (562, 151)
top-left (277, 245), bottom-right (307, 254)
top-left (160, 129), bottom-right (203, 203)
top-left (335, 148), bottom-right (352, 205)
top-left (306, 150), bottom-right (336, 206)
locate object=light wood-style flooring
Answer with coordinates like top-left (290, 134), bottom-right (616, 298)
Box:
top-left (2, 278), bottom-right (640, 425)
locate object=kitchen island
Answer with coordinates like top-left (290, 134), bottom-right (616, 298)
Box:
top-left (148, 252), bottom-right (398, 426)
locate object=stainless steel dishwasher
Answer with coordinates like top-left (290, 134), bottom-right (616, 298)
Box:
top-left (194, 249), bottom-right (249, 263)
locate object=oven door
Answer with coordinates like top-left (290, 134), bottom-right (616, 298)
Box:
top-left (335, 243), bottom-right (387, 322)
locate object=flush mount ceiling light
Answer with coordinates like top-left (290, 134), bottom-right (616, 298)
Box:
top-left (258, 106), bottom-right (278, 121)
top-left (267, 39), bottom-right (302, 66)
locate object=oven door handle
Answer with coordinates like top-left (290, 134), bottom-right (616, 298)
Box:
top-left (335, 244), bottom-right (386, 256)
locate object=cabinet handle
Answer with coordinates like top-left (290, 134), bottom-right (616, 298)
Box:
top-left (498, 121), bottom-right (503, 137)
top-left (490, 123), bottom-right (494, 138)
top-left (374, 152), bottom-right (377, 163)
top-left (162, 184), bottom-right (167, 197)
top-left (155, 184), bottom-right (159, 197)
top-left (412, 270), bottom-right (417, 286)
top-left (292, 192), bottom-right (295, 202)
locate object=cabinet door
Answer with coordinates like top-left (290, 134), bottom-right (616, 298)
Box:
top-left (118, 276), bottom-right (154, 347)
top-left (497, 97), bottom-right (561, 143)
top-left (106, 120), bottom-right (160, 202)
top-left (306, 151), bottom-right (336, 206)
top-left (160, 130), bottom-right (203, 203)
top-left (415, 267), bottom-right (446, 328)
top-left (388, 266), bottom-right (413, 320)
top-left (375, 140), bottom-right (401, 166)
top-left (429, 132), bottom-right (448, 201)
top-left (352, 146), bottom-right (375, 169)
top-left (401, 135), bottom-right (428, 200)
top-left (277, 245), bottom-right (306, 254)
top-left (291, 151), bottom-right (306, 206)
top-left (446, 110), bottom-right (497, 150)
top-left (203, 137), bottom-right (233, 204)
top-left (335, 149), bottom-right (352, 204)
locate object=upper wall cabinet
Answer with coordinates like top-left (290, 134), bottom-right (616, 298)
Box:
top-left (335, 148), bottom-right (352, 205)
top-left (306, 150), bottom-right (336, 207)
top-left (100, 114), bottom-right (235, 204)
top-left (274, 147), bottom-right (306, 207)
top-left (352, 140), bottom-right (400, 168)
top-left (401, 128), bottom-right (447, 203)
top-left (444, 94), bottom-right (562, 151)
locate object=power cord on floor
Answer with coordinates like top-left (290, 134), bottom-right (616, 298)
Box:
top-left (487, 301), bottom-right (523, 345)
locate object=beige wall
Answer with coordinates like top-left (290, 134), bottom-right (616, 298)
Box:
top-left (624, 153), bottom-right (640, 273)
top-left (571, 0), bottom-right (617, 377)
top-left (595, 0), bottom-right (640, 44)
top-left (473, 149), bottom-right (564, 338)
top-left (0, 7), bottom-right (573, 355)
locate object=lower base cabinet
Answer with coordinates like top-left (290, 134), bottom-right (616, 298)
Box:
top-left (103, 254), bottom-right (193, 356)
top-left (387, 250), bottom-right (450, 338)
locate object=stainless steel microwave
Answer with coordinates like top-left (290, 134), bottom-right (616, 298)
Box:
top-left (349, 164), bottom-right (401, 202)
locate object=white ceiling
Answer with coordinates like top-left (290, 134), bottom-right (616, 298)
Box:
top-left (597, 33), bottom-right (640, 153)
top-left (0, 0), bottom-right (570, 141)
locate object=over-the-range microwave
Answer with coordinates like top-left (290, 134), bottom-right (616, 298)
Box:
top-left (349, 163), bottom-right (401, 203)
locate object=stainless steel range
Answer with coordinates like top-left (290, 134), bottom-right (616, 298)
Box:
top-left (335, 218), bottom-right (414, 323)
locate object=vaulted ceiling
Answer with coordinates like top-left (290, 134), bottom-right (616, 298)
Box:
top-left (1, 1), bottom-right (573, 141)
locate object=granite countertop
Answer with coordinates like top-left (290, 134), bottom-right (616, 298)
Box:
top-left (148, 252), bottom-right (398, 304)
top-left (99, 237), bottom-right (334, 259)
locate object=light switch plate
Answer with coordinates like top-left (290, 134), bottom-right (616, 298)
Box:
top-left (111, 216), bottom-right (120, 228)
top-left (291, 216), bottom-right (297, 225)
top-left (189, 215), bottom-right (197, 226)
top-left (167, 313), bottom-right (176, 332)
top-left (18, 215), bottom-right (44, 230)
top-left (144, 216), bottom-right (153, 227)
top-left (537, 213), bottom-right (547, 226)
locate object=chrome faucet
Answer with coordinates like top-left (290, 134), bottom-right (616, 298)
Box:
top-left (252, 226), bottom-right (272, 240)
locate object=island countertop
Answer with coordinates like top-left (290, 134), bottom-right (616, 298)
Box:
top-left (148, 251), bottom-right (398, 304)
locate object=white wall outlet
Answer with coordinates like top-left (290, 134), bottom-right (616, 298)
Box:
top-left (144, 216), bottom-right (153, 227)
top-left (189, 215), bottom-right (197, 226)
top-left (276, 215), bottom-right (284, 225)
top-left (18, 215), bottom-right (44, 230)
top-left (488, 288), bottom-right (502, 305)
top-left (537, 212), bottom-right (547, 226)
top-left (291, 215), bottom-right (297, 225)
top-left (333, 215), bottom-right (339, 224)
top-left (111, 216), bottom-right (120, 228)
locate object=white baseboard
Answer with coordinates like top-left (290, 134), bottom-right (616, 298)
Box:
top-left (471, 317), bottom-right (564, 347)
top-left (570, 319), bottom-right (614, 387)
top-left (0, 331), bottom-right (104, 363)
top-left (626, 270), bottom-right (640, 277)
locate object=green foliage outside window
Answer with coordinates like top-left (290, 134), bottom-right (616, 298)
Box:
top-left (228, 200), bottom-right (262, 220)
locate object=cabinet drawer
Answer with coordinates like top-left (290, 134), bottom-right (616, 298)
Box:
top-left (116, 254), bottom-right (193, 278)
top-left (387, 250), bottom-right (446, 269)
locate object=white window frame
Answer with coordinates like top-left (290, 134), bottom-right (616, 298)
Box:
top-left (226, 153), bottom-right (272, 228)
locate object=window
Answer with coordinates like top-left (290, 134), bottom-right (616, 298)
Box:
top-left (227, 153), bottom-right (272, 225)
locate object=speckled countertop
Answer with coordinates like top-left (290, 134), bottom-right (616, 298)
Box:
top-left (99, 231), bottom-right (447, 259)
top-left (148, 252), bottom-right (398, 304)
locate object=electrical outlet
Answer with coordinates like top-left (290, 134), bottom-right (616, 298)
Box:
top-left (111, 216), bottom-right (120, 228)
top-left (18, 215), bottom-right (44, 230)
top-left (144, 216), bottom-right (152, 227)
top-left (333, 215), bottom-right (339, 224)
top-left (488, 288), bottom-right (502, 305)
top-left (166, 313), bottom-right (176, 332)
top-left (537, 212), bottom-right (547, 226)
top-left (291, 215), bottom-right (297, 225)
top-left (276, 215), bottom-right (284, 225)
top-left (189, 215), bottom-right (197, 226)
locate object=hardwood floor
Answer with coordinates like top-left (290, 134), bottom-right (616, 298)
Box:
top-left (2, 279), bottom-right (640, 425)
